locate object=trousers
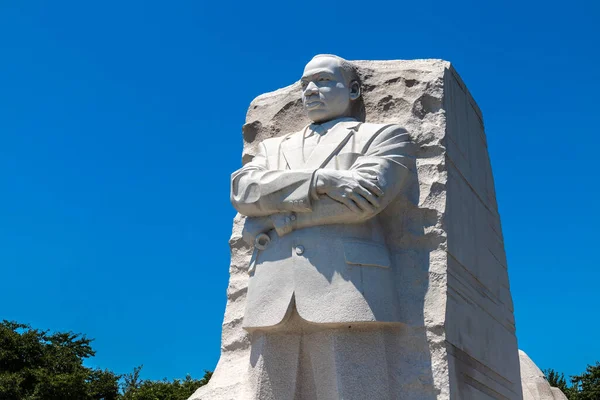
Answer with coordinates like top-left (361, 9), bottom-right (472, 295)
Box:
top-left (246, 298), bottom-right (402, 400)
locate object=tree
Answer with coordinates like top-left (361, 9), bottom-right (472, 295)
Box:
top-left (0, 320), bottom-right (120, 400)
top-left (545, 363), bottom-right (600, 400)
top-left (544, 368), bottom-right (570, 394)
top-left (0, 320), bottom-right (212, 400)
top-left (570, 362), bottom-right (600, 400)
top-left (120, 366), bottom-right (211, 400)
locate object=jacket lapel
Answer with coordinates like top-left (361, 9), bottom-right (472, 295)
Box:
top-left (303, 121), bottom-right (361, 169)
top-left (279, 120), bottom-right (361, 170)
top-left (280, 129), bottom-right (306, 170)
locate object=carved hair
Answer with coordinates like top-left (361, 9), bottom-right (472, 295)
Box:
top-left (312, 54), bottom-right (360, 86)
top-left (311, 54), bottom-right (366, 122)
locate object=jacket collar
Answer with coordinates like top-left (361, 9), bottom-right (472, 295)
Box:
top-left (307, 116), bottom-right (358, 136)
top-left (281, 117), bottom-right (361, 170)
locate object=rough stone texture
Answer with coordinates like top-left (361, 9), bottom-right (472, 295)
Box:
top-left (520, 350), bottom-right (568, 400)
top-left (190, 59), bottom-right (522, 399)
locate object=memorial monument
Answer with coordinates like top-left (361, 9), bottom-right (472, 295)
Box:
top-left (191, 55), bottom-right (524, 399)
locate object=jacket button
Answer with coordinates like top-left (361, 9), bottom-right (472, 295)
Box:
top-left (295, 245), bottom-right (305, 255)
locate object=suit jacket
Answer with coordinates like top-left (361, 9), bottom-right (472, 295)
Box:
top-left (230, 117), bottom-right (416, 329)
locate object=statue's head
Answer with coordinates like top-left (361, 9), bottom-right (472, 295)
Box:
top-left (301, 54), bottom-right (362, 123)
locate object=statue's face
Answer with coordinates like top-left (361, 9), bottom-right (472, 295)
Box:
top-left (300, 56), bottom-right (358, 123)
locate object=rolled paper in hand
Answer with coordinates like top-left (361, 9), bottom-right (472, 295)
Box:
top-left (254, 233), bottom-right (270, 250)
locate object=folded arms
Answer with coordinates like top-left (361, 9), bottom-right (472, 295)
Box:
top-left (230, 125), bottom-right (415, 242)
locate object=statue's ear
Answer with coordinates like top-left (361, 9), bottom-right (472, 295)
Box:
top-left (349, 80), bottom-right (361, 100)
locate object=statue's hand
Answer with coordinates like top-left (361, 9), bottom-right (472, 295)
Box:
top-left (242, 217), bottom-right (273, 247)
top-left (314, 170), bottom-right (383, 213)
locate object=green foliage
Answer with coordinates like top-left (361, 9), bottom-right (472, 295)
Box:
top-left (0, 320), bottom-right (211, 400)
top-left (0, 320), bottom-right (120, 400)
top-left (120, 366), bottom-right (211, 400)
top-left (570, 362), bottom-right (600, 400)
top-left (545, 363), bottom-right (600, 400)
top-left (544, 368), bottom-right (570, 394)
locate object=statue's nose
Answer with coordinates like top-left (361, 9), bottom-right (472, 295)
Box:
top-left (304, 81), bottom-right (318, 95)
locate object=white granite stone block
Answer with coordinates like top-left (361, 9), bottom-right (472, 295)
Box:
top-left (190, 59), bottom-right (523, 400)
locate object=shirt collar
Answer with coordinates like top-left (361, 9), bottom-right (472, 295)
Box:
top-left (305, 116), bottom-right (358, 137)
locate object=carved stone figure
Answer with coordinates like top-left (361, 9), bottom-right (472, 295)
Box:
top-left (229, 54), bottom-right (415, 399)
top-left (231, 55), bottom-right (415, 329)
top-left (190, 56), bottom-right (523, 400)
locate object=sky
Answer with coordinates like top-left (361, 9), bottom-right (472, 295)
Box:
top-left (1, 0), bottom-right (599, 383)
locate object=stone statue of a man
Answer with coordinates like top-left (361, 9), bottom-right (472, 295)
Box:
top-left (230, 54), bottom-right (416, 399)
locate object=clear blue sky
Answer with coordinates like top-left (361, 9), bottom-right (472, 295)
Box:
top-left (1, 0), bottom-right (598, 382)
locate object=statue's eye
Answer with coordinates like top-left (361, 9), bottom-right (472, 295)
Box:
top-left (318, 77), bottom-right (329, 82)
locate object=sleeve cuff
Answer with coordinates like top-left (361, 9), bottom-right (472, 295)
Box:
top-left (310, 169), bottom-right (320, 201)
top-left (272, 212), bottom-right (296, 236)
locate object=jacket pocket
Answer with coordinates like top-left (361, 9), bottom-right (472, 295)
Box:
top-left (342, 240), bottom-right (391, 269)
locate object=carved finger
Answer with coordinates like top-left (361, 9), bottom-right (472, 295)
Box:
top-left (340, 195), bottom-right (361, 213)
top-left (348, 192), bottom-right (375, 213)
top-left (330, 192), bottom-right (361, 213)
top-left (355, 186), bottom-right (381, 208)
top-left (358, 178), bottom-right (384, 197)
